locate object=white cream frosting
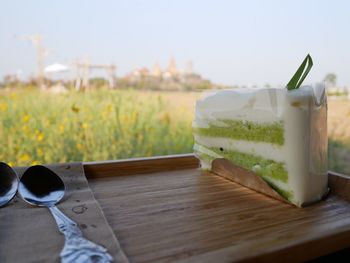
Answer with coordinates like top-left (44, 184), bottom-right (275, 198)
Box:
top-left (193, 84), bottom-right (328, 207)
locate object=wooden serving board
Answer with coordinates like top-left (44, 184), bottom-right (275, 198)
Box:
top-left (83, 154), bottom-right (350, 262)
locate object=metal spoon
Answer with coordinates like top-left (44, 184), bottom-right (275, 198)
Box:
top-left (0, 162), bottom-right (18, 207)
top-left (18, 165), bottom-right (112, 263)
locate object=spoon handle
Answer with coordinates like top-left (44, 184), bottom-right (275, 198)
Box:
top-left (49, 205), bottom-right (113, 263)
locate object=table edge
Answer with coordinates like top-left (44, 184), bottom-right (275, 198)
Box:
top-left (83, 154), bottom-right (347, 179)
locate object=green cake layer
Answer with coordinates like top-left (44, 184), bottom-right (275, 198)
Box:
top-left (193, 119), bottom-right (284, 145)
top-left (194, 144), bottom-right (288, 182)
top-left (195, 146), bottom-right (293, 201)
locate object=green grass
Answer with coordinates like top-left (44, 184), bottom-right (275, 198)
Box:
top-left (328, 139), bottom-right (350, 174)
top-left (0, 89), bottom-right (194, 166)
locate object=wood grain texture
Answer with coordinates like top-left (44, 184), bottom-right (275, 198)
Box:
top-left (84, 154), bottom-right (199, 179)
top-left (85, 155), bottom-right (350, 262)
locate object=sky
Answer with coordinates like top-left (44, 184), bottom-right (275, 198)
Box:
top-left (0, 0), bottom-right (349, 87)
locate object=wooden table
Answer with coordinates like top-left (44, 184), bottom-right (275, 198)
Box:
top-left (83, 154), bottom-right (350, 262)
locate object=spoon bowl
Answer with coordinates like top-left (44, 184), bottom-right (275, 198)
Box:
top-left (18, 165), bottom-right (112, 262)
top-left (18, 165), bottom-right (65, 207)
top-left (0, 162), bottom-right (19, 207)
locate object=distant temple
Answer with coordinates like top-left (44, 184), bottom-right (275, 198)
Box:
top-left (166, 56), bottom-right (178, 77)
top-left (152, 63), bottom-right (162, 77)
top-left (126, 57), bottom-right (193, 80)
top-left (122, 57), bottom-right (212, 90)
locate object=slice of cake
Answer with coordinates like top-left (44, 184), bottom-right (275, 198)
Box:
top-left (193, 83), bottom-right (328, 207)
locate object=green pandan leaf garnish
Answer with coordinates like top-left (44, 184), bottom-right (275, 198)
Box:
top-left (286, 54), bottom-right (313, 90)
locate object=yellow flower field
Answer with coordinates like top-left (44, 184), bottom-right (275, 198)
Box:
top-left (0, 88), bottom-right (349, 174)
top-left (0, 89), bottom-right (198, 166)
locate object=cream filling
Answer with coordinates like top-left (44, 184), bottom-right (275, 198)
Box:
top-left (193, 143), bottom-right (290, 192)
top-left (193, 134), bottom-right (285, 162)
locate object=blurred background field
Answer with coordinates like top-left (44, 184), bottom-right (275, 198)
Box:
top-left (0, 89), bottom-right (196, 166)
top-left (1, 1), bottom-right (350, 174)
top-left (1, 88), bottom-right (349, 175)
top-left (328, 100), bottom-right (350, 174)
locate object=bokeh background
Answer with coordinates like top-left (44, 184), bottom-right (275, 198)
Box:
top-left (0, 0), bottom-right (349, 173)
